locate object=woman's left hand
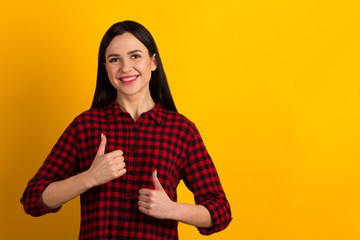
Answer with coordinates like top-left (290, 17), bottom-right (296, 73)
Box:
top-left (138, 170), bottom-right (175, 219)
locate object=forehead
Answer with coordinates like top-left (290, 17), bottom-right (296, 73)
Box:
top-left (105, 32), bottom-right (148, 55)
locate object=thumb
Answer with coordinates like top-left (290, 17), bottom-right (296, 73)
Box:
top-left (152, 170), bottom-right (164, 191)
top-left (96, 133), bottom-right (107, 157)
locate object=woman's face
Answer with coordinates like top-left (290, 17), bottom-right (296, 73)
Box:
top-left (105, 32), bottom-right (157, 99)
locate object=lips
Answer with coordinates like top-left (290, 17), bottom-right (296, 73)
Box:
top-left (119, 75), bottom-right (138, 84)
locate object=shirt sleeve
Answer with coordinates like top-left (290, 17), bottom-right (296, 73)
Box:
top-left (181, 123), bottom-right (232, 235)
top-left (20, 119), bottom-right (79, 217)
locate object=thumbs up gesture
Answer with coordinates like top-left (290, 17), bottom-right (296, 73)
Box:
top-left (87, 133), bottom-right (126, 187)
top-left (138, 170), bottom-right (175, 219)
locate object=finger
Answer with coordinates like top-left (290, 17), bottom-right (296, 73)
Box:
top-left (152, 170), bottom-right (164, 191)
top-left (138, 195), bottom-right (151, 203)
top-left (95, 133), bottom-right (107, 157)
top-left (112, 168), bottom-right (127, 179)
top-left (139, 188), bottom-right (152, 196)
top-left (107, 150), bottom-right (124, 159)
top-left (116, 168), bottom-right (127, 177)
top-left (112, 155), bottom-right (125, 164)
top-left (115, 161), bottom-right (126, 171)
top-left (138, 200), bottom-right (151, 210)
top-left (139, 206), bottom-right (150, 215)
top-left (111, 160), bottom-right (125, 171)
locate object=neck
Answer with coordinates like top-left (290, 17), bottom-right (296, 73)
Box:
top-left (116, 91), bottom-right (155, 121)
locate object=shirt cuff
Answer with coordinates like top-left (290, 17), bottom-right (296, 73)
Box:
top-left (21, 180), bottom-right (62, 217)
top-left (197, 200), bottom-right (232, 235)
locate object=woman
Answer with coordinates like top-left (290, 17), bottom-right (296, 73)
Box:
top-left (21, 20), bottom-right (232, 239)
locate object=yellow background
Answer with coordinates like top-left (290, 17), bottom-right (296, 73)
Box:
top-left (1, 0), bottom-right (360, 239)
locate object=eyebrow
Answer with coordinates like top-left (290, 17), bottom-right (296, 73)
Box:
top-left (107, 49), bottom-right (143, 58)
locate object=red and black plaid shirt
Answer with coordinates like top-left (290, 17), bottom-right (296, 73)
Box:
top-left (21, 101), bottom-right (232, 239)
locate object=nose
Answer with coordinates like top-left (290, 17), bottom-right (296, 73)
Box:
top-left (121, 58), bottom-right (132, 73)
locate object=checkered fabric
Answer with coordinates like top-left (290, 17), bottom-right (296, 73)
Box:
top-left (21, 101), bottom-right (232, 239)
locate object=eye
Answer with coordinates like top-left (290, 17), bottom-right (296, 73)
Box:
top-left (109, 58), bottom-right (120, 63)
top-left (131, 54), bottom-right (141, 59)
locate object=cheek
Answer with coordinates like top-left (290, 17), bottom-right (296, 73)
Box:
top-left (105, 67), bottom-right (119, 88)
top-left (106, 66), bottom-right (117, 79)
top-left (137, 61), bottom-right (153, 76)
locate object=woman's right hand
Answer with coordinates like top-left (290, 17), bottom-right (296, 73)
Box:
top-left (87, 133), bottom-right (126, 187)
top-left (39, 133), bottom-right (126, 210)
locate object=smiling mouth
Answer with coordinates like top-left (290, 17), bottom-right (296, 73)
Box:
top-left (119, 75), bottom-right (138, 83)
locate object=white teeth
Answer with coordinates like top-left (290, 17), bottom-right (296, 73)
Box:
top-left (121, 76), bottom-right (137, 81)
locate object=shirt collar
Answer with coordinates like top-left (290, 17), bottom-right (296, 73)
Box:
top-left (106, 100), bottom-right (163, 125)
top-left (147, 103), bottom-right (163, 125)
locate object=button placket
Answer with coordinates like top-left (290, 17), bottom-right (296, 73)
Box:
top-left (126, 122), bottom-right (138, 200)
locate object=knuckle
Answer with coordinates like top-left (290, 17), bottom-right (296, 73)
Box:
top-left (115, 150), bottom-right (123, 155)
top-left (115, 158), bottom-right (124, 164)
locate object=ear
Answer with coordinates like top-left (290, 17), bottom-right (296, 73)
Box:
top-left (151, 53), bottom-right (157, 71)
